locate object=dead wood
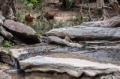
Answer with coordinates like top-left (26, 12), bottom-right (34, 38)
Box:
top-left (79, 0), bottom-right (83, 19)
top-left (86, 0), bottom-right (93, 21)
top-left (81, 16), bottom-right (120, 27)
top-left (1, 0), bottom-right (16, 19)
top-left (109, 0), bottom-right (120, 15)
top-left (96, 0), bottom-right (109, 20)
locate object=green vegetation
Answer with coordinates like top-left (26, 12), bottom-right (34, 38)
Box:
top-left (6, 51), bottom-right (12, 56)
top-left (16, 2), bottom-right (64, 34)
top-left (36, 77), bottom-right (42, 79)
top-left (69, 15), bottom-right (87, 26)
top-left (67, 0), bottom-right (74, 9)
top-left (30, 20), bottom-right (63, 34)
top-left (3, 41), bottom-right (15, 48)
top-left (20, 0), bottom-right (39, 7)
top-left (16, 1), bottom-right (87, 34)
top-left (3, 41), bottom-right (15, 52)
top-left (16, 11), bottom-right (25, 23)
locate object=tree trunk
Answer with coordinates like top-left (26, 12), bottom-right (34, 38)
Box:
top-left (0, 0), bottom-right (16, 19)
top-left (96, 0), bottom-right (109, 20)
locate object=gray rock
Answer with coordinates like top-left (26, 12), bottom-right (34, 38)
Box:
top-left (3, 20), bottom-right (40, 43)
top-left (46, 16), bottom-right (120, 40)
top-left (0, 19), bottom-right (3, 26)
top-left (48, 36), bottom-right (83, 48)
top-left (81, 16), bottom-right (120, 27)
top-left (46, 26), bottom-right (120, 40)
top-left (0, 15), bottom-right (5, 21)
top-left (0, 36), bottom-right (4, 45)
top-left (0, 70), bottom-right (12, 79)
top-left (0, 26), bottom-right (13, 40)
top-left (20, 56), bottom-right (120, 77)
top-left (0, 15), bottom-right (5, 26)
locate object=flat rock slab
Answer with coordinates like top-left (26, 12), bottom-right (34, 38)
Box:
top-left (81, 16), bottom-right (120, 27)
top-left (20, 56), bottom-right (120, 77)
top-left (9, 43), bottom-right (81, 59)
top-left (0, 70), bottom-right (12, 79)
top-left (46, 16), bottom-right (120, 40)
top-left (10, 43), bottom-right (120, 65)
top-left (46, 26), bottom-right (120, 40)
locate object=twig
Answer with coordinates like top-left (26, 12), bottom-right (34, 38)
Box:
top-left (79, 0), bottom-right (84, 19)
top-left (86, 0), bottom-right (93, 21)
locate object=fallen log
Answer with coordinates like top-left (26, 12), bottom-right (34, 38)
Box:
top-left (81, 16), bottom-right (120, 27)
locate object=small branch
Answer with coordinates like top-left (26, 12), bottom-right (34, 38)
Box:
top-left (79, 0), bottom-right (84, 19)
top-left (96, 0), bottom-right (109, 20)
top-left (86, 0), bottom-right (93, 21)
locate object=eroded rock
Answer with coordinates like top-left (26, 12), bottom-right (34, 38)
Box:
top-left (0, 70), bottom-right (12, 79)
top-left (0, 36), bottom-right (4, 45)
top-left (20, 56), bottom-right (120, 78)
top-left (46, 26), bottom-right (120, 40)
top-left (0, 15), bottom-right (5, 21)
top-left (46, 16), bottom-right (120, 40)
top-left (0, 26), bottom-right (13, 40)
top-left (81, 16), bottom-right (120, 27)
top-left (3, 20), bottom-right (40, 43)
top-left (48, 36), bottom-right (83, 48)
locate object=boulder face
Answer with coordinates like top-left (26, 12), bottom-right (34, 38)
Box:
top-left (0, 36), bottom-right (4, 45)
top-left (20, 56), bottom-right (120, 78)
top-left (0, 15), bottom-right (5, 21)
top-left (0, 26), bottom-right (13, 40)
top-left (3, 20), bottom-right (40, 43)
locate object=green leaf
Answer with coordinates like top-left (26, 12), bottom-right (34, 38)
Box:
top-left (68, 0), bottom-right (73, 4)
top-left (24, 1), bottom-right (28, 4)
top-left (32, 0), bottom-right (38, 3)
top-left (27, 3), bottom-right (33, 7)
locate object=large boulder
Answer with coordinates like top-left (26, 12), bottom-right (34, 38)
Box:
top-left (20, 56), bottom-right (120, 78)
top-left (3, 20), bottom-right (40, 43)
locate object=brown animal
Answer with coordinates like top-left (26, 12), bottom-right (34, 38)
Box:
top-left (25, 13), bottom-right (35, 23)
top-left (44, 12), bottom-right (54, 20)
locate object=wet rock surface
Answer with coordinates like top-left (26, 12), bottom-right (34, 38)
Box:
top-left (9, 43), bottom-right (120, 65)
top-left (7, 43), bottom-right (120, 79)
